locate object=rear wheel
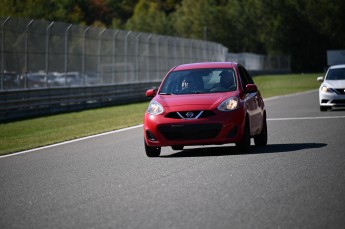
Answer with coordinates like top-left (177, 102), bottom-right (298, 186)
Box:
top-left (236, 117), bottom-right (250, 152)
top-left (144, 140), bottom-right (161, 157)
top-left (254, 114), bottom-right (267, 147)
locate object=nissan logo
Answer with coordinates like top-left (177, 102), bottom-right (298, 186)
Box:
top-left (186, 112), bottom-right (194, 118)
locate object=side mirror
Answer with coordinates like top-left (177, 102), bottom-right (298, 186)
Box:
top-left (317, 76), bottom-right (324, 82)
top-left (146, 89), bottom-right (157, 97)
top-left (245, 84), bottom-right (257, 93)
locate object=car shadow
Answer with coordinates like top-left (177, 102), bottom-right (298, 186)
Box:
top-left (330, 107), bottom-right (345, 112)
top-left (160, 143), bottom-right (327, 158)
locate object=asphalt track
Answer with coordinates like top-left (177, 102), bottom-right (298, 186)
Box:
top-left (1, 90), bottom-right (345, 229)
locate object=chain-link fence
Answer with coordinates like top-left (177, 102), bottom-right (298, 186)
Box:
top-left (0, 17), bottom-right (228, 90)
top-left (226, 52), bottom-right (291, 73)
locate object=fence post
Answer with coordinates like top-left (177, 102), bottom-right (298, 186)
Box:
top-left (203, 41), bottom-right (207, 61)
top-left (24, 20), bottom-right (34, 89)
top-left (174, 38), bottom-right (178, 67)
top-left (156, 35), bottom-right (162, 80)
top-left (124, 31), bottom-right (132, 81)
top-left (1, 16), bottom-right (10, 90)
top-left (189, 40), bottom-right (193, 62)
top-left (112, 30), bottom-right (119, 84)
top-left (98, 28), bottom-right (106, 84)
top-left (198, 41), bottom-right (203, 62)
top-left (64, 24), bottom-right (72, 86)
top-left (164, 37), bottom-right (171, 71)
top-left (45, 21), bottom-right (54, 87)
top-left (146, 34), bottom-right (152, 82)
top-left (82, 26), bottom-right (89, 86)
top-left (135, 32), bottom-right (142, 82)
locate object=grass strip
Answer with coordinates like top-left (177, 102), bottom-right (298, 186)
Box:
top-left (0, 73), bottom-right (321, 156)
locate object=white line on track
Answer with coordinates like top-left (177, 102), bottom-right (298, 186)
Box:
top-left (0, 124), bottom-right (143, 159)
top-left (263, 89), bottom-right (317, 101)
top-left (268, 116), bottom-right (345, 121)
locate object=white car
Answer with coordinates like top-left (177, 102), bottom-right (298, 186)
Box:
top-left (317, 64), bottom-right (345, 111)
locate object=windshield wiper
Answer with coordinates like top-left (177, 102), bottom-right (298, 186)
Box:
top-left (159, 92), bottom-right (173, 95)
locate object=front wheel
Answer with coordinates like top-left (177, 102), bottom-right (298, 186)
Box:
top-left (320, 106), bottom-right (329, 112)
top-left (254, 115), bottom-right (267, 147)
top-left (236, 118), bottom-right (250, 152)
top-left (144, 140), bottom-right (161, 157)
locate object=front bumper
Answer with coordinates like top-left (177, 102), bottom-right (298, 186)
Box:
top-left (319, 91), bottom-right (345, 107)
top-left (144, 107), bottom-right (246, 147)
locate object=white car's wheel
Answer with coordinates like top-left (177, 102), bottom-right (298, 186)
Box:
top-left (320, 106), bottom-right (329, 112)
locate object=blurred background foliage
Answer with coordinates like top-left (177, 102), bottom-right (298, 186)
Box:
top-left (1, 0), bottom-right (344, 72)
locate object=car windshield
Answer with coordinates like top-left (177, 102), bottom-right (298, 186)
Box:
top-left (159, 68), bottom-right (237, 95)
top-left (326, 68), bottom-right (345, 80)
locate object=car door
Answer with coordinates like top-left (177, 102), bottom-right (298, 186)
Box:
top-left (238, 65), bottom-right (262, 135)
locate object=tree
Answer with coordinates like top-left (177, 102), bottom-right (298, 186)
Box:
top-left (125, 0), bottom-right (173, 35)
top-left (171, 0), bottom-right (218, 40)
top-left (1, 0), bottom-right (345, 72)
top-left (254, 0), bottom-right (338, 72)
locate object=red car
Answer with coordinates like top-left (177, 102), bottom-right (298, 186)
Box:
top-left (144, 62), bottom-right (267, 157)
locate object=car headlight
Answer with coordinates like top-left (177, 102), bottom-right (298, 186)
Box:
top-left (147, 100), bottom-right (164, 115)
top-left (321, 86), bottom-right (335, 93)
top-left (218, 97), bottom-right (239, 111)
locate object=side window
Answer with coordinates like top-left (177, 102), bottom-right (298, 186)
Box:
top-left (238, 66), bottom-right (249, 89)
top-left (238, 65), bottom-right (254, 88)
top-left (242, 67), bottom-right (254, 84)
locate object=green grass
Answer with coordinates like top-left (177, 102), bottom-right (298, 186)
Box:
top-left (0, 102), bottom-right (149, 155)
top-left (0, 73), bottom-right (321, 156)
top-left (253, 73), bottom-right (320, 98)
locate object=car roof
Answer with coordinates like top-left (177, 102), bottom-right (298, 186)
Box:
top-left (173, 62), bottom-right (238, 71)
top-left (329, 64), bottom-right (345, 69)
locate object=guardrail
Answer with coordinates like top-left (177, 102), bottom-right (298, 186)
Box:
top-left (0, 82), bottom-right (159, 122)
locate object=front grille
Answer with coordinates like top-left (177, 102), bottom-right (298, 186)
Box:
top-left (332, 99), bottom-right (345, 104)
top-left (158, 123), bottom-right (222, 140)
top-left (165, 110), bottom-right (215, 119)
top-left (335, 89), bottom-right (345, 95)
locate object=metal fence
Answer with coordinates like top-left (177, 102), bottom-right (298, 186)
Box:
top-left (226, 52), bottom-right (291, 74)
top-left (0, 17), bottom-right (228, 91)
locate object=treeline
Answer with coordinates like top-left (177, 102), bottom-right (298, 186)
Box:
top-left (1, 0), bottom-right (345, 72)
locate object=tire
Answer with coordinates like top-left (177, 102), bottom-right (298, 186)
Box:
top-left (254, 114), bottom-right (267, 147)
top-left (320, 106), bottom-right (328, 112)
top-left (236, 117), bottom-right (250, 152)
top-left (171, 145), bottom-right (184, 150)
top-left (144, 140), bottom-right (161, 157)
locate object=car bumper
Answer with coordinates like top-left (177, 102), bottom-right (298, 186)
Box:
top-left (144, 107), bottom-right (246, 147)
top-left (319, 91), bottom-right (345, 107)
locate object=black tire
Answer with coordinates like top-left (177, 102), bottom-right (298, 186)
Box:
top-left (320, 106), bottom-right (328, 112)
top-left (144, 140), bottom-right (161, 157)
top-left (254, 114), bottom-right (267, 147)
top-left (236, 117), bottom-right (251, 152)
top-left (171, 145), bottom-right (184, 150)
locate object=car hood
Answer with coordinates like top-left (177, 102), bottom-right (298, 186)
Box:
top-left (324, 80), bottom-right (345, 88)
top-left (155, 92), bottom-right (238, 110)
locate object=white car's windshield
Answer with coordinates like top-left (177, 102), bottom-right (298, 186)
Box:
top-left (326, 68), bottom-right (345, 80)
top-left (159, 68), bottom-right (237, 95)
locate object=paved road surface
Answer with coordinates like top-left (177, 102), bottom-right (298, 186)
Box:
top-left (1, 90), bottom-right (345, 229)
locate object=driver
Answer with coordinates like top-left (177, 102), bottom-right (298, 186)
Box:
top-left (180, 75), bottom-right (203, 93)
top-left (219, 70), bottom-right (235, 88)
